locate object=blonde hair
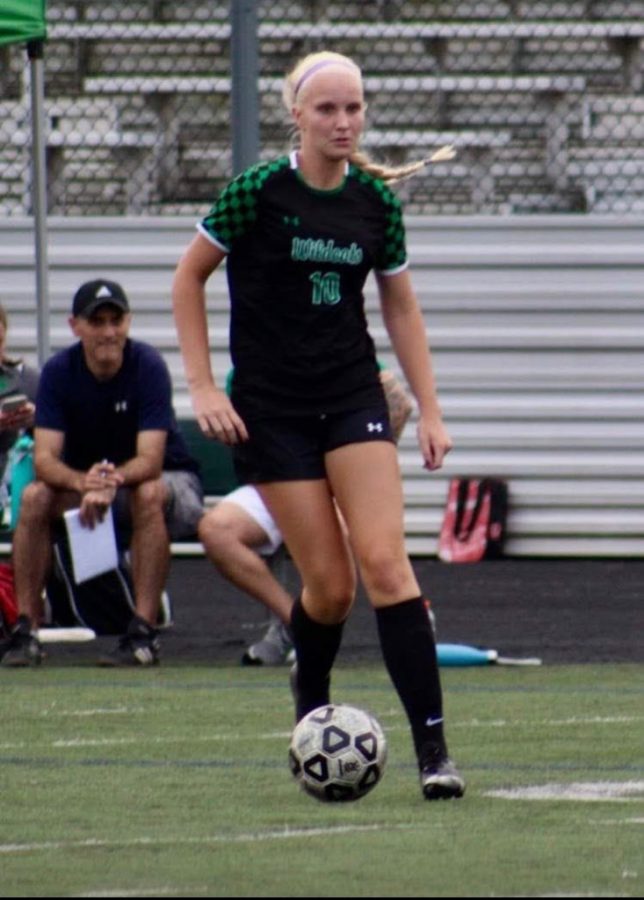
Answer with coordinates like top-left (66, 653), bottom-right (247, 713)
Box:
top-left (282, 51), bottom-right (455, 185)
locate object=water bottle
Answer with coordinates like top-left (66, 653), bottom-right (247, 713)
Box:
top-left (10, 435), bottom-right (34, 529)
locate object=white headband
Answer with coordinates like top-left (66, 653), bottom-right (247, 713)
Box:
top-left (293, 59), bottom-right (361, 99)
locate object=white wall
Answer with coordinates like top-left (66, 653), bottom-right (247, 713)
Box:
top-left (2, 214), bottom-right (644, 556)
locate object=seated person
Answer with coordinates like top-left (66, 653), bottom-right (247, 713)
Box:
top-left (198, 368), bottom-right (417, 665)
top-left (0, 302), bottom-right (39, 496)
top-left (1, 279), bottom-right (203, 668)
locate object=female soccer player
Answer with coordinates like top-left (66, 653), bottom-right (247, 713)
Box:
top-left (172, 50), bottom-right (464, 800)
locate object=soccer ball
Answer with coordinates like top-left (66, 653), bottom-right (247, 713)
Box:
top-left (288, 704), bottom-right (387, 802)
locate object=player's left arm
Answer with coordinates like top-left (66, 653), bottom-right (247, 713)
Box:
top-left (376, 268), bottom-right (453, 470)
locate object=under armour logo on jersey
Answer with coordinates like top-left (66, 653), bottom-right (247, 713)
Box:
top-left (114, 401), bottom-right (128, 413)
top-left (283, 215), bottom-right (300, 228)
top-left (367, 421), bottom-right (384, 433)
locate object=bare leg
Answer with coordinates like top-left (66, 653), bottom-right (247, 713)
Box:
top-left (258, 479), bottom-right (356, 624)
top-left (199, 501), bottom-right (293, 623)
top-left (325, 442), bottom-right (464, 798)
top-left (258, 479), bottom-right (356, 719)
top-left (128, 479), bottom-right (170, 626)
top-left (326, 442), bottom-right (419, 605)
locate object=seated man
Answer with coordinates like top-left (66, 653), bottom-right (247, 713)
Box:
top-left (198, 368), bottom-right (418, 665)
top-left (1, 279), bottom-right (203, 668)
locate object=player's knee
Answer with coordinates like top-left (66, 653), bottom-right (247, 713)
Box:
top-left (305, 564), bottom-right (356, 619)
top-left (358, 544), bottom-right (411, 598)
top-left (129, 477), bottom-right (167, 518)
top-left (17, 481), bottom-right (56, 521)
top-left (198, 508), bottom-right (244, 557)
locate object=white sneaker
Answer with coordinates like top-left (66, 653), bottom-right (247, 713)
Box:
top-left (241, 618), bottom-right (294, 666)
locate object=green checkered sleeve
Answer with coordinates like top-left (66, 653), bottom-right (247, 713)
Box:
top-left (200, 158), bottom-right (289, 250)
top-left (353, 167), bottom-right (407, 272)
top-left (378, 191), bottom-right (407, 272)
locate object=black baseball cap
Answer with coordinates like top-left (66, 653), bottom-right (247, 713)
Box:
top-left (72, 279), bottom-right (130, 318)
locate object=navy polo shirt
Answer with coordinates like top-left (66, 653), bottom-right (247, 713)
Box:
top-left (35, 339), bottom-right (198, 475)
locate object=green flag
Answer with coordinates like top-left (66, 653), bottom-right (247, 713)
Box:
top-left (0, 0), bottom-right (47, 47)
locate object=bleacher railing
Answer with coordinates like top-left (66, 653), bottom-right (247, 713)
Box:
top-left (2, 0), bottom-right (643, 217)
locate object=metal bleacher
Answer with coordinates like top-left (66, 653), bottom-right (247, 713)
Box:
top-left (1, 214), bottom-right (644, 557)
top-left (3, 0), bottom-right (644, 215)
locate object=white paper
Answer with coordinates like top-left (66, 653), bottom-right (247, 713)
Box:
top-left (63, 506), bottom-right (119, 584)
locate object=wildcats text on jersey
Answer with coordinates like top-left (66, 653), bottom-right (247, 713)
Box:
top-left (291, 237), bottom-right (363, 265)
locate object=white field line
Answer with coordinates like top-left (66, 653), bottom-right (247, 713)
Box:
top-left (45, 707), bottom-right (148, 717)
top-left (50, 731), bottom-right (293, 748)
top-left (485, 780), bottom-right (644, 802)
top-left (1, 714), bottom-right (641, 753)
top-left (75, 888), bottom-right (210, 898)
top-left (448, 715), bottom-right (644, 729)
top-left (0, 731), bottom-right (293, 751)
top-left (75, 888), bottom-right (636, 899)
top-left (0, 823), bottom-right (418, 855)
top-left (589, 817), bottom-right (644, 825)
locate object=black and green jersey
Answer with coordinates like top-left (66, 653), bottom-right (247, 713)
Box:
top-left (198, 152), bottom-right (408, 417)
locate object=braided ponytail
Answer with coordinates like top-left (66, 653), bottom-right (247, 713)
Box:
top-left (349, 146), bottom-right (456, 185)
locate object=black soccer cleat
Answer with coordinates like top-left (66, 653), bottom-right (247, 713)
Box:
top-left (97, 615), bottom-right (160, 667)
top-left (419, 743), bottom-right (466, 801)
top-left (1, 615), bottom-right (45, 668)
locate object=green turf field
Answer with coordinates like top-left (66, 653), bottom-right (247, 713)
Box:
top-left (1, 663), bottom-right (642, 897)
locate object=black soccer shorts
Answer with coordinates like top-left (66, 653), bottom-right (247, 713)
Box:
top-left (234, 404), bottom-right (395, 484)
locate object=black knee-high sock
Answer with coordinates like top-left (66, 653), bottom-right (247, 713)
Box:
top-left (290, 596), bottom-right (345, 722)
top-left (376, 597), bottom-right (447, 764)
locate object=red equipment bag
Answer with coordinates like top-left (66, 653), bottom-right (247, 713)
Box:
top-left (0, 562), bottom-right (18, 637)
top-left (437, 478), bottom-right (509, 563)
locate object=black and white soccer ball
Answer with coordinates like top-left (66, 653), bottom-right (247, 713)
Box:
top-left (288, 704), bottom-right (387, 802)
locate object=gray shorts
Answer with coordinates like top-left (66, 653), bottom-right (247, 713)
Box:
top-left (112, 470), bottom-right (204, 543)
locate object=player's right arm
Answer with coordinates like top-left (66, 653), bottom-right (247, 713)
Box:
top-left (172, 233), bottom-right (248, 445)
